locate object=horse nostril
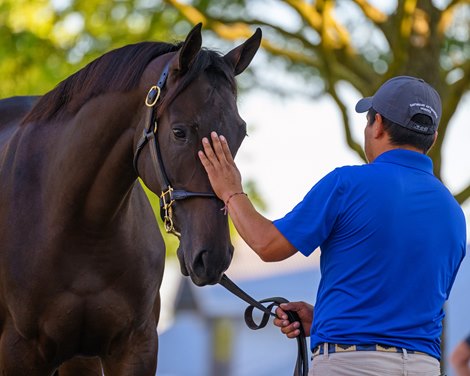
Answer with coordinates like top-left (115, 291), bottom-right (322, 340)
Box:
top-left (193, 250), bottom-right (208, 277)
top-left (191, 249), bottom-right (226, 286)
top-left (189, 246), bottom-right (233, 286)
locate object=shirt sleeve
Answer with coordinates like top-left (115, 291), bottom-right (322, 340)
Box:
top-left (273, 169), bottom-right (344, 256)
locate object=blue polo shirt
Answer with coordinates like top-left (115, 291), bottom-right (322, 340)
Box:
top-left (273, 149), bottom-right (466, 360)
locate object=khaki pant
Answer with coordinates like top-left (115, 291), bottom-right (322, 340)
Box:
top-left (310, 345), bottom-right (441, 376)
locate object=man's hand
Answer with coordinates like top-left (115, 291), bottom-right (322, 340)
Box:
top-left (198, 131), bottom-right (243, 203)
top-left (273, 301), bottom-right (314, 339)
top-left (198, 131), bottom-right (298, 262)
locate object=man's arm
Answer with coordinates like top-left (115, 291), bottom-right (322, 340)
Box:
top-left (198, 132), bottom-right (297, 262)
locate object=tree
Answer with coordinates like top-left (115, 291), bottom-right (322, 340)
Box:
top-left (164, 0), bottom-right (470, 204)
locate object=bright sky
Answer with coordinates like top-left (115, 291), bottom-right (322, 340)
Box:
top-left (236, 87), bottom-right (470, 234)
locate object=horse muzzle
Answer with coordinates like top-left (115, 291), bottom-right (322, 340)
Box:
top-left (176, 243), bottom-right (234, 286)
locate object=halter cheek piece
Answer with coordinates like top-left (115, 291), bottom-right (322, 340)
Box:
top-left (133, 63), bottom-right (215, 237)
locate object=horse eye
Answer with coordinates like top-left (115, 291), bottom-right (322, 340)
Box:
top-left (172, 128), bottom-right (186, 139)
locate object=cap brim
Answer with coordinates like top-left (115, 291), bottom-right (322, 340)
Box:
top-left (355, 97), bottom-right (373, 113)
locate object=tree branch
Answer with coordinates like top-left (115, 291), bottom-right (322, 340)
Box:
top-left (315, 1), bottom-right (367, 162)
top-left (165, 0), bottom-right (323, 66)
top-left (350, 0), bottom-right (388, 25)
top-left (328, 83), bottom-right (367, 162)
top-left (443, 0), bottom-right (470, 13)
top-left (283, 0), bottom-right (323, 31)
top-left (210, 15), bottom-right (321, 53)
top-left (429, 58), bottom-right (470, 178)
top-left (385, 0), bottom-right (416, 74)
top-left (440, 0), bottom-right (470, 34)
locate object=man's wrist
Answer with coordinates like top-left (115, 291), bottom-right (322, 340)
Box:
top-left (221, 191), bottom-right (247, 215)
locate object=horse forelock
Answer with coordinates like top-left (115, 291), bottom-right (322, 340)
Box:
top-left (157, 49), bottom-right (238, 116)
top-left (21, 41), bottom-right (182, 125)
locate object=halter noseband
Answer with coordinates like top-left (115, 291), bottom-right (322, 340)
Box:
top-left (133, 62), bottom-right (215, 237)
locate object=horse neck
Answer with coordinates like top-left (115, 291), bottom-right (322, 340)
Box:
top-left (43, 91), bottom-right (144, 229)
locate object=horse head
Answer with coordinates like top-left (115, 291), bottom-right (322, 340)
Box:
top-left (135, 24), bottom-right (261, 286)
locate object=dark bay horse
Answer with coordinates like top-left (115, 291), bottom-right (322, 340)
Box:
top-left (0, 24), bottom-right (261, 375)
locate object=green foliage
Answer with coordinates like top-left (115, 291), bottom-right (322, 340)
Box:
top-left (0, 0), bottom-right (181, 97)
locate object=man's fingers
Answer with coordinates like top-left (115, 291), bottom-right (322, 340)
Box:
top-left (280, 301), bottom-right (312, 314)
top-left (275, 306), bottom-right (288, 320)
top-left (210, 132), bottom-right (228, 163)
top-left (274, 309), bottom-right (301, 339)
top-left (219, 135), bottom-right (234, 164)
top-left (201, 132), bottom-right (234, 169)
top-left (286, 329), bottom-right (301, 338)
top-left (281, 322), bottom-right (301, 338)
top-left (273, 317), bottom-right (283, 328)
top-left (198, 150), bottom-right (212, 170)
top-left (201, 137), bottom-right (218, 162)
top-left (280, 303), bottom-right (298, 312)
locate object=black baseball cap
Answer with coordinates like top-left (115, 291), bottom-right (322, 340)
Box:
top-left (355, 76), bottom-right (442, 135)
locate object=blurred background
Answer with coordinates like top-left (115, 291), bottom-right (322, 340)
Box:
top-left (1, 0), bottom-right (469, 374)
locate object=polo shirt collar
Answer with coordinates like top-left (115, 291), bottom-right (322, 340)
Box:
top-left (373, 149), bottom-right (434, 174)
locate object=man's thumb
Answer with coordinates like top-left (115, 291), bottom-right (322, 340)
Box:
top-left (280, 302), bottom-right (298, 311)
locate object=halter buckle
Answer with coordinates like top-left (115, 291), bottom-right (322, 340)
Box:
top-left (160, 187), bottom-right (180, 236)
top-left (145, 86), bottom-right (161, 107)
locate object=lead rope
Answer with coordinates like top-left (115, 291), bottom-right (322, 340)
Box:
top-left (219, 274), bottom-right (309, 376)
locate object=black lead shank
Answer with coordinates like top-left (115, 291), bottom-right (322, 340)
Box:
top-left (219, 274), bottom-right (309, 376)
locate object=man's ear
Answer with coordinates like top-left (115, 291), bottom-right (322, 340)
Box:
top-left (428, 131), bottom-right (438, 153)
top-left (373, 113), bottom-right (386, 139)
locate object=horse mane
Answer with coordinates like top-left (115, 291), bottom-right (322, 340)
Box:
top-left (22, 41), bottom-right (238, 126)
top-left (21, 41), bottom-right (181, 125)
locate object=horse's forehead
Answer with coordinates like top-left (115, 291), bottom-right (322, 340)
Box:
top-left (183, 73), bottom-right (234, 100)
top-left (169, 76), bottom-right (239, 124)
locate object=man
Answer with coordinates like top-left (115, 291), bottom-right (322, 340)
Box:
top-left (451, 334), bottom-right (470, 376)
top-left (198, 76), bottom-right (467, 375)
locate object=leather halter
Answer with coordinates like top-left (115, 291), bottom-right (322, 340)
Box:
top-left (133, 62), bottom-right (215, 237)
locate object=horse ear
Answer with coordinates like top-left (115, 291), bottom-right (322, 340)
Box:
top-left (176, 23), bottom-right (203, 73)
top-left (224, 28), bottom-right (262, 76)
